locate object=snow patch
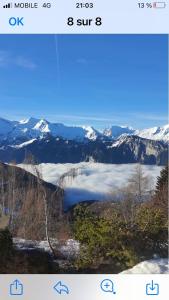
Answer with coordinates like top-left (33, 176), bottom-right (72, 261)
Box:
top-left (13, 238), bottom-right (80, 259)
top-left (104, 125), bottom-right (134, 139)
top-left (121, 259), bottom-right (169, 274)
top-left (10, 138), bottom-right (37, 149)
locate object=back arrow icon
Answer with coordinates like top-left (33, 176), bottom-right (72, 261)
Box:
top-left (53, 281), bottom-right (69, 294)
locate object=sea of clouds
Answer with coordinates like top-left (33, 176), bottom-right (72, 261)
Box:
top-left (18, 162), bottom-right (162, 209)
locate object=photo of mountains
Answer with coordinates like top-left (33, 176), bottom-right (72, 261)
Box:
top-left (0, 34), bottom-right (168, 274)
top-left (0, 117), bottom-right (168, 165)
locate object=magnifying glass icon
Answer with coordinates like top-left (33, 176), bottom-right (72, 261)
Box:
top-left (101, 279), bottom-right (116, 294)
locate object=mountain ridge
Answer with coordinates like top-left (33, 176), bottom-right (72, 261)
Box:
top-left (0, 134), bottom-right (167, 166)
top-left (0, 117), bottom-right (168, 142)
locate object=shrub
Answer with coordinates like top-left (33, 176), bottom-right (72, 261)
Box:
top-left (73, 204), bottom-right (140, 272)
top-left (135, 204), bottom-right (168, 258)
top-left (72, 200), bottom-right (168, 273)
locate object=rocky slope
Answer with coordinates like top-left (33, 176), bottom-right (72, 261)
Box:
top-left (0, 134), bottom-right (167, 165)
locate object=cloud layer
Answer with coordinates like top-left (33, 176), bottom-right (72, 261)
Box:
top-left (19, 162), bottom-right (162, 209)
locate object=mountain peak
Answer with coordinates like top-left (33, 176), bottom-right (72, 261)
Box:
top-left (33, 119), bottom-right (50, 132)
top-left (135, 124), bottom-right (169, 142)
top-left (103, 125), bottom-right (135, 139)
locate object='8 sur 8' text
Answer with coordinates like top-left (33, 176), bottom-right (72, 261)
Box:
top-left (67, 17), bottom-right (102, 27)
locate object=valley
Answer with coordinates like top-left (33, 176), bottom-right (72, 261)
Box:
top-left (18, 162), bottom-right (162, 209)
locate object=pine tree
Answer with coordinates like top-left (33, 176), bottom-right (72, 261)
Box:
top-left (155, 165), bottom-right (168, 195)
top-left (154, 165), bottom-right (168, 217)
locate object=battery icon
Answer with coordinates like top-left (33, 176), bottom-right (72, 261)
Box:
top-left (153, 2), bottom-right (166, 8)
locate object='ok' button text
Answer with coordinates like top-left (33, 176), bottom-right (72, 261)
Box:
top-left (9, 17), bottom-right (24, 27)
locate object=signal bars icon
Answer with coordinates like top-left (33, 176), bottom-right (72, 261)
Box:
top-left (3, 3), bottom-right (12, 8)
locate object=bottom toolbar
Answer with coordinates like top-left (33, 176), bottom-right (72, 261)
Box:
top-left (0, 275), bottom-right (168, 299)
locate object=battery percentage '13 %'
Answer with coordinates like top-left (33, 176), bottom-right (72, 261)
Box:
top-left (138, 3), bottom-right (153, 8)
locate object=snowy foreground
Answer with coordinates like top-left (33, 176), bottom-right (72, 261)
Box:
top-left (121, 259), bottom-right (169, 274)
top-left (13, 238), bottom-right (168, 274)
top-left (18, 162), bottom-right (162, 208)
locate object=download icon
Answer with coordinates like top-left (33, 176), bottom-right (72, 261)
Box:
top-left (146, 280), bottom-right (159, 296)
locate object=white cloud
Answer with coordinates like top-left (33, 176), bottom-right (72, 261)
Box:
top-left (43, 113), bottom-right (121, 125)
top-left (18, 162), bottom-right (162, 209)
top-left (129, 112), bottom-right (167, 122)
top-left (15, 56), bottom-right (37, 70)
top-left (0, 50), bottom-right (37, 70)
top-left (45, 113), bottom-right (167, 130)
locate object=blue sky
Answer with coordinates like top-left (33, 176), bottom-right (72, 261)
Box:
top-left (0, 34), bottom-right (168, 129)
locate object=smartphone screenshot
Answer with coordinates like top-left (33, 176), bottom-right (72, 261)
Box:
top-left (0, 1), bottom-right (168, 299)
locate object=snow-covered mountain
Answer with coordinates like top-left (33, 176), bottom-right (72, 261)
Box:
top-left (104, 124), bottom-right (169, 142)
top-left (0, 117), bottom-right (168, 143)
top-left (135, 125), bottom-right (169, 142)
top-left (0, 117), bottom-right (101, 141)
top-left (103, 125), bottom-right (135, 139)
